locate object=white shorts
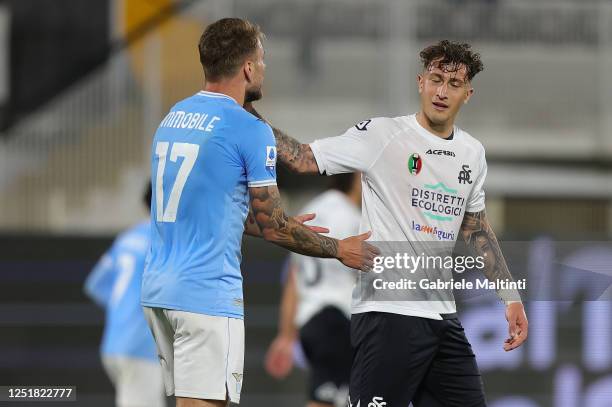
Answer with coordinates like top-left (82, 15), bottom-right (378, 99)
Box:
top-left (143, 307), bottom-right (245, 404)
top-left (102, 356), bottom-right (165, 407)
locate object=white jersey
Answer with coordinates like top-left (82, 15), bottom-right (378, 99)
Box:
top-left (310, 114), bottom-right (487, 320)
top-left (292, 190), bottom-right (361, 328)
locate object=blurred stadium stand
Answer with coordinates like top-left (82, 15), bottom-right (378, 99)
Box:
top-left (0, 1), bottom-right (610, 406)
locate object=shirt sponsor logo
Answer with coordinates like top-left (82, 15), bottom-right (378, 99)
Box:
top-left (412, 220), bottom-right (456, 241)
top-left (266, 146), bottom-right (277, 169)
top-left (408, 153), bottom-right (423, 175)
top-left (426, 148), bottom-right (455, 157)
top-left (411, 183), bottom-right (465, 222)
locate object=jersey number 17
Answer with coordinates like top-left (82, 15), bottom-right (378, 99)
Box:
top-left (154, 141), bottom-right (200, 223)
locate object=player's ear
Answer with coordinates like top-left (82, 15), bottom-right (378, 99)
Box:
top-left (464, 87), bottom-right (474, 104)
top-left (244, 60), bottom-right (254, 83)
top-left (417, 74), bottom-right (424, 94)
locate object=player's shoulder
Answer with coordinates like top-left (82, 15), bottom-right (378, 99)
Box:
top-left (224, 104), bottom-right (272, 136)
top-left (171, 92), bottom-right (203, 111)
top-left (456, 126), bottom-right (486, 156)
top-left (349, 116), bottom-right (405, 135)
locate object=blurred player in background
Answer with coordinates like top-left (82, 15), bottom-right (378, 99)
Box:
top-left (249, 40), bottom-right (529, 406)
top-left (141, 18), bottom-right (378, 407)
top-left (265, 173), bottom-right (361, 407)
top-left (84, 183), bottom-right (165, 407)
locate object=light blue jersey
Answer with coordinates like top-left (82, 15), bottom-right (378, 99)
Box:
top-left (84, 221), bottom-right (157, 361)
top-left (141, 91), bottom-right (277, 319)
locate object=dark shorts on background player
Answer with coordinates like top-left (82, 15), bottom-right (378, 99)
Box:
top-left (349, 312), bottom-right (486, 407)
top-left (300, 306), bottom-right (352, 405)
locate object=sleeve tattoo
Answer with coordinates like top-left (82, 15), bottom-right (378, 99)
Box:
top-left (272, 127), bottom-right (320, 174)
top-left (460, 210), bottom-right (522, 303)
top-left (249, 186), bottom-right (338, 257)
top-left (246, 105), bottom-right (320, 174)
top-left (244, 207), bottom-right (262, 237)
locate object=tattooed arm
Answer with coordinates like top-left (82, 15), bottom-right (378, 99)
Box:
top-left (245, 104), bottom-right (320, 174)
top-left (248, 185), bottom-right (377, 270)
top-left (271, 126), bottom-right (320, 175)
top-left (460, 210), bottom-right (528, 351)
top-left (244, 208), bottom-right (329, 238)
top-left (460, 210), bottom-right (519, 302)
top-left (244, 207), bottom-right (262, 237)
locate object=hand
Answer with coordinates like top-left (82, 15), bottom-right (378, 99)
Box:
top-left (293, 213), bottom-right (330, 234)
top-left (264, 335), bottom-right (295, 379)
top-left (337, 231), bottom-right (380, 272)
top-left (503, 302), bottom-right (528, 351)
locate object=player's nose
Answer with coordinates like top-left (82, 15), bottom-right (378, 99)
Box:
top-left (436, 84), bottom-right (449, 99)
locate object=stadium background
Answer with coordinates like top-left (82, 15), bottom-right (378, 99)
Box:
top-left (0, 0), bottom-right (611, 406)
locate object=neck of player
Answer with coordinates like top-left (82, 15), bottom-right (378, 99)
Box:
top-left (416, 111), bottom-right (454, 139)
top-left (203, 80), bottom-right (246, 106)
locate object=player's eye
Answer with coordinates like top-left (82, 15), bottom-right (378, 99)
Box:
top-left (430, 77), bottom-right (442, 83)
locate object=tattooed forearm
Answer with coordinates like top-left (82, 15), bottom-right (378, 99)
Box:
top-left (273, 127), bottom-right (320, 174)
top-left (245, 104), bottom-right (320, 174)
top-left (244, 208), bottom-right (262, 237)
top-left (460, 210), bottom-right (521, 303)
top-left (249, 185), bottom-right (338, 257)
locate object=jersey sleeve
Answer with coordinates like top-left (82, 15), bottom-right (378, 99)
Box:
top-left (84, 249), bottom-right (117, 308)
top-left (465, 147), bottom-right (487, 212)
top-left (309, 119), bottom-right (383, 175)
top-left (240, 120), bottom-right (277, 188)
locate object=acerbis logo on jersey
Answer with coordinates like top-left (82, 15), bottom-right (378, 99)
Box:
top-left (408, 153), bottom-right (422, 175)
top-left (426, 148), bottom-right (455, 157)
top-left (355, 119), bottom-right (371, 131)
top-left (266, 146), bottom-right (277, 169)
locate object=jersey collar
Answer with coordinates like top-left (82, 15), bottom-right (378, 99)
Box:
top-left (408, 114), bottom-right (459, 145)
top-left (196, 90), bottom-right (238, 105)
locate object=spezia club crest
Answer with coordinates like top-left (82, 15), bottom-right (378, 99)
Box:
top-left (266, 146), bottom-right (277, 169)
top-left (408, 153), bottom-right (422, 175)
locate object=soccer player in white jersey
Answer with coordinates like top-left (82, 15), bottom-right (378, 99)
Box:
top-left (141, 19), bottom-right (378, 407)
top-left (248, 40), bottom-right (529, 406)
top-left (265, 173), bottom-right (361, 407)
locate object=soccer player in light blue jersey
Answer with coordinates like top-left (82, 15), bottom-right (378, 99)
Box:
top-left (141, 18), bottom-right (378, 407)
top-left (85, 184), bottom-right (165, 407)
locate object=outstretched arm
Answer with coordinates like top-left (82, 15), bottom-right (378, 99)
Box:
top-left (245, 103), bottom-right (320, 174)
top-left (460, 210), bottom-right (528, 351)
top-left (271, 126), bottom-right (320, 175)
top-left (249, 185), bottom-right (377, 270)
top-left (245, 207), bottom-right (329, 238)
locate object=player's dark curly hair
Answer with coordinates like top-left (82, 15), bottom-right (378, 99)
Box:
top-left (198, 18), bottom-right (264, 82)
top-left (419, 40), bottom-right (484, 81)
